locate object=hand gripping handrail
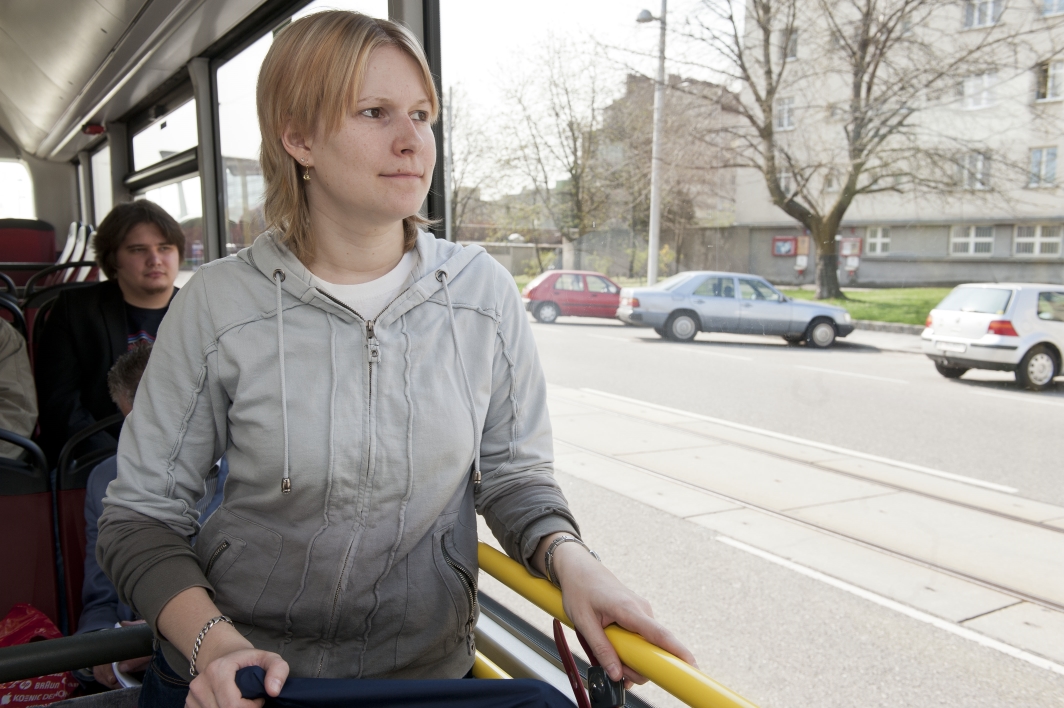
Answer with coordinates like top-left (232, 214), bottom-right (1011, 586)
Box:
top-left (477, 542), bottom-right (759, 708)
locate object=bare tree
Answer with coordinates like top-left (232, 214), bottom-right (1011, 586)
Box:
top-left (443, 86), bottom-right (499, 241)
top-left (683, 0), bottom-right (1031, 298)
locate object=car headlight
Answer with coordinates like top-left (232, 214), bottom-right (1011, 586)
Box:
top-left (842, 312), bottom-right (852, 323)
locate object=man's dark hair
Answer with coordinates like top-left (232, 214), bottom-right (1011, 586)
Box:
top-left (107, 344), bottom-right (153, 406)
top-left (93, 201), bottom-right (185, 279)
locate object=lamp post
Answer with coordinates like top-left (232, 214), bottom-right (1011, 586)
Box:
top-left (638, 1), bottom-right (666, 285)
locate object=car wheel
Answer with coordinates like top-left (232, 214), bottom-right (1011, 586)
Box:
top-left (664, 312), bottom-right (698, 342)
top-left (934, 362), bottom-right (968, 379)
top-left (653, 327), bottom-right (666, 338)
top-left (806, 319), bottom-right (836, 348)
top-left (534, 301), bottom-right (560, 324)
top-left (1016, 345), bottom-right (1059, 391)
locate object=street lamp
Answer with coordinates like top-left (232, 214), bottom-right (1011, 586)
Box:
top-left (638, 1), bottom-right (667, 285)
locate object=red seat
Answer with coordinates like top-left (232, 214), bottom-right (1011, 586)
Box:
top-left (0, 219), bottom-right (57, 287)
top-left (55, 414), bottom-right (122, 632)
top-left (0, 430), bottom-right (59, 628)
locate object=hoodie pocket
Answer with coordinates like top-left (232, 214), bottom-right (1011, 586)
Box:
top-left (195, 508), bottom-right (282, 627)
top-left (202, 537), bottom-right (246, 582)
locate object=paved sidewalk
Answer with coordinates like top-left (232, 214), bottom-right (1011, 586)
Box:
top-left (546, 385), bottom-right (1064, 673)
top-left (839, 328), bottom-right (925, 354)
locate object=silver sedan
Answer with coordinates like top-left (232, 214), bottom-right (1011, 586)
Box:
top-left (616, 271), bottom-right (855, 347)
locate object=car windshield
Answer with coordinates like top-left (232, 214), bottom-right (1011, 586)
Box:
top-left (935, 287), bottom-right (1013, 314)
top-left (654, 273), bottom-right (695, 291)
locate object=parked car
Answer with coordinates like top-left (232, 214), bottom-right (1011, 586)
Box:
top-left (922, 283), bottom-right (1064, 391)
top-left (521, 270), bottom-right (622, 323)
top-left (615, 271), bottom-right (854, 347)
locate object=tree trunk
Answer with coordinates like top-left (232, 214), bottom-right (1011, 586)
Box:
top-left (815, 253), bottom-right (843, 299)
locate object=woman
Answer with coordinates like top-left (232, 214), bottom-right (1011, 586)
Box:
top-left (98, 11), bottom-right (694, 708)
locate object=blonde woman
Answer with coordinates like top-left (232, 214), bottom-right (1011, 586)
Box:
top-left (98, 11), bottom-right (694, 708)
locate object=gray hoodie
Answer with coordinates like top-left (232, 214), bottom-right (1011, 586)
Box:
top-left (97, 231), bottom-right (578, 680)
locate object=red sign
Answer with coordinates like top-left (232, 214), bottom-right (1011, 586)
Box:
top-left (772, 236), bottom-right (798, 256)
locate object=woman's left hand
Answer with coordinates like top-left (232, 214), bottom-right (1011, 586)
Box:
top-left (548, 539), bottom-right (697, 687)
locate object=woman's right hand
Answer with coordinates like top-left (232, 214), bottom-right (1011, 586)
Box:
top-left (185, 638), bottom-right (289, 708)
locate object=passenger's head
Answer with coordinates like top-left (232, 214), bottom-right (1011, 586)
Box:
top-left (94, 201), bottom-right (183, 297)
top-left (107, 344), bottom-right (153, 416)
top-left (257, 11), bottom-right (439, 263)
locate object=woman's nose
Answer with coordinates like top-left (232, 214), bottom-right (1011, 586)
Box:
top-left (394, 115), bottom-right (424, 155)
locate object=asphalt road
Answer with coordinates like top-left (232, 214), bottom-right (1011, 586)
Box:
top-left (528, 316), bottom-right (1064, 507)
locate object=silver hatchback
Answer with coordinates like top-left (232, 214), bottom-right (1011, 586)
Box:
top-left (616, 271), bottom-right (854, 347)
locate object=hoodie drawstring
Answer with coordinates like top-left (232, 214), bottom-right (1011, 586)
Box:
top-left (437, 270), bottom-right (482, 491)
top-left (274, 269), bottom-right (292, 494)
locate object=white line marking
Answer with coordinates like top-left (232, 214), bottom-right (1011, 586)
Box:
top-left (586, 334), bottom-right (634, 343)
top-left (970, 389), bottom-right (1064, 408)
top-left (689, 348), bottom-right (754, 362)
top-left (794, 365), bottom-right (909, 384)
top-left (579, 388), bottom-right (1019, 494)
top-left (716, 537), bottom-right (1064, 678)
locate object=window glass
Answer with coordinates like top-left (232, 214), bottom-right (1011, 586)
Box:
top-left (215, 0), bottom-right (388, 255)
top-left (936, 286), bottom-right (1012, 314)
top-left (693, 276), bottom-right (732, 297)
top-left (90, 145), bottom-right (112, 224)
top-left (655, 273), bottom-right (695, 291)
top-left (587, 276), bottom-right (616, 293)
top-left (131, 100), bottom-right (198, 171)
top-left (1038, 292), bottom-right (1064, 321)
top-left (554, 274), bottom-right (584, 291)
top-left (138, 175), bottom-right (204, 271)
top-left (0, 161), bottom-right (35, 219)
top-left (739, 278), bottom-right (778, 301)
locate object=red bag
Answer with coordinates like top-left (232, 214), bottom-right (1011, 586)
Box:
top-left (0, 604), bottom-right (81, 706)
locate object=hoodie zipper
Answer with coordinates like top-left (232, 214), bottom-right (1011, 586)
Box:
top-left (204, 540), bottom-right (230, 578)
top-left (441, 537), bottom-right (477, 654)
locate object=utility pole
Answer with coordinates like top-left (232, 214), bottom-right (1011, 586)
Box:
top-left (444, 87), bottom-right (453, 242)
top-left (638, 1), bottom-right (667, 285)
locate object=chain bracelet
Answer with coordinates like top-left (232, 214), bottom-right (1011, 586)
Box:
top-left (189, 615), bottom-right (233, 678)
top-left (544, 535), bottom-right (600, 587)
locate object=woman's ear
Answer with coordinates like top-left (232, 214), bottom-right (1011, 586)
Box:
top-left (281, 124), bottom-right (314, 166)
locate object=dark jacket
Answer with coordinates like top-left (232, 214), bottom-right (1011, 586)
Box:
top-left (35, 280), bottom-right (175, 465)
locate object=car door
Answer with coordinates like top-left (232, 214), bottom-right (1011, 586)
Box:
top-left (551, 273), bottom-right (586, 315)
top-left (585, 275), bottom-right (621, 318)
top-left (690, 276), bottom-right (741, 332)
top-left (737, 278), bottom-right (793, 335)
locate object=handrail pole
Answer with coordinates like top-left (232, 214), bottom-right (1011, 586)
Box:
top-left (477, 543), bottom-right (759, 708)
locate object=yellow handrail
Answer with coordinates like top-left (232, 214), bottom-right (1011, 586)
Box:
top-left (477, 542), bottom-right (759, 708)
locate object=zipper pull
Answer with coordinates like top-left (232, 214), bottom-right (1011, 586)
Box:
top-left (366, 320), bottom-right (381, 364)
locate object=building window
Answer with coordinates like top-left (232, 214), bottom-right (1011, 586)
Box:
top-left (824, 169), bottom-right (840, 192)
top-left (1014, 225), bottom-right (1062, 256)
top-left (775, 97), bottom-right (795, 130)
top-left (951, 225), bottom-right (995, 255)
top-left (866, 227), bottom-right (890, 255)
top-left (1029, 147), bottom-right (1057, 186)
top-left (779, 171), bottom-right (794, 196)
top-left (962, 73), bottom-right (996, 108)
top-left (1036, 61), bottom-right (1063, 101)
top-left (964, 0), bottom-right (1002, 28)
top-left (781, 29), bottom-right (798, 61)
top-left (959, 152), bottom-right (990, 189)
top-left (1044, 0), bottom-right (1064, 16)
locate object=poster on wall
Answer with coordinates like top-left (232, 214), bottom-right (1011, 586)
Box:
top-left (772, 236), bottom-right (797, 256)
top-left (839, 237), bottom-right (863, 257)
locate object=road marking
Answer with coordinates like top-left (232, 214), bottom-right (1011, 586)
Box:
top-left (579, 388), bottom-right (1019, 494)
top-left (716, 537), bottom-right (1064, 678)
top-left (794, 365), bottom-right (909, 384)
top-left (969, 389), bottom-right (1064, 408)
top-left (586, 334), bottom-right (634, 343)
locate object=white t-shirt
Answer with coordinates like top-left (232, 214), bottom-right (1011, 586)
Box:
top-left (311, 250), bottom-right (418, 321)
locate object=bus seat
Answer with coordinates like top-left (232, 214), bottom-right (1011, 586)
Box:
top-left (0, 297), bottom-right (28, 339)
top-left (0, 429), bottom-right (60, 628)
top-left (56, 414), bottom-right (123, 633)
top-left (61, 225), bottom-right (88, 284)
top-left (0, 219), bottom-right (57, 287)
top-left (74, 227), bottom-right (98, 283)
top-left (23, 283), bottom-right (96, 372)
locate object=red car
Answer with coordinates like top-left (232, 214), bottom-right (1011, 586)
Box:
top-left (521, 270), bottom-right (622, 323)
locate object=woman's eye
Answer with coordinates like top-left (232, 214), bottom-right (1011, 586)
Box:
top-left (412, 111), bottom-right (429, 122)
top-left (360, 108), bottom-right (382, 119)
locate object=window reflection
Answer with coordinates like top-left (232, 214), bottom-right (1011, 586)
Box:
top-left (137, 175), bottom-right (204, 271)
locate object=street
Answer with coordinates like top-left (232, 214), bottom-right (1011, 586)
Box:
top-left (475, 315), bottom-right (1064, 708)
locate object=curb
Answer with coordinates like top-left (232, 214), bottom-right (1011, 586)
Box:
top-left (853, 320), bottom-right (925, 335)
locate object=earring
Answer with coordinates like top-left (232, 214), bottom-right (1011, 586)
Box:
top-left (301, 157), bottom-right (310, 182)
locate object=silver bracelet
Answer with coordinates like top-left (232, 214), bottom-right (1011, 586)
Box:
top-left (544, 535), bottom-right (600, 587)
top-left (189, 615), bottom-right (233, 678)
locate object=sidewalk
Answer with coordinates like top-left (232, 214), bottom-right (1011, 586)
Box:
top-left (546, 385), bottom-right (1064, 673)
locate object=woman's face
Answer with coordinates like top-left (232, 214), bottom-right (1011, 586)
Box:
top-left (303, 45), bottom-right (435, 230)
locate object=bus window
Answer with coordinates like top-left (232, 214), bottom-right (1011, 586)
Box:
top-left (137, 175), bottom-right (204, 273)
top-left (0, 161), bottom-right (35, 219)
top-left (131, 100), bottom-right (198, 171)
top-left (90, 145), bottom-right (112, 223)
top-left (215, 0), bottom-right (387, 255)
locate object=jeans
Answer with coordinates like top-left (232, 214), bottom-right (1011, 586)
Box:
top-left (138, 647), bottom-right (189, 708)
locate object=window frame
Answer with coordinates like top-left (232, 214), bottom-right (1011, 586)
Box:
top-left (950, 225), bottom-right (996, 256)
top-left (775, 97), bottom-right (795, 131)
top-left (964, 0), bottom-right (1003, 29)
top-left (1014, 225), bottom-right (1063, 257)
top-left (1028, 147), bottom-right (1058, 187)
top-left (962, 72), bottom-right (996, 109)
top-left (866, 226), bottom-right (891, 256)
top-left (959, 152), bottom-right (991, 190)
top-left (1035, 60), bottom-right (1063, 101)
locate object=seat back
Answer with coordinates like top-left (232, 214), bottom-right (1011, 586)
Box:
top-left (0, 298), bottom-right (27, 339)
top-left (56, 414), bottom-right (123, 632)
top-left (0, 219), bottom-right (56, 287)
top-left (74, 226), bottom-right (98, 283)
top-left (0, 429), bottom-right (59, 628)
top-left (23, 282), bottom-right (97, 372)
top-left (61, 225), bottom-right (88, 284)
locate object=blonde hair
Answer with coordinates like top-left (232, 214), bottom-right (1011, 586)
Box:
top-left (257, 11), bottom-right (439, 262)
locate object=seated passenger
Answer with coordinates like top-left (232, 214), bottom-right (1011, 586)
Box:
top-left (35, 201), bottom-right (183, 466)
top-left (0, 318), bottom-right (37, 458)
top-left (78, 344), bottom-right (227, 690)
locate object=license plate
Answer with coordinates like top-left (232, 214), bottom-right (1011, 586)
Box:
top-left (935, 341), bottom-right (966, 353)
